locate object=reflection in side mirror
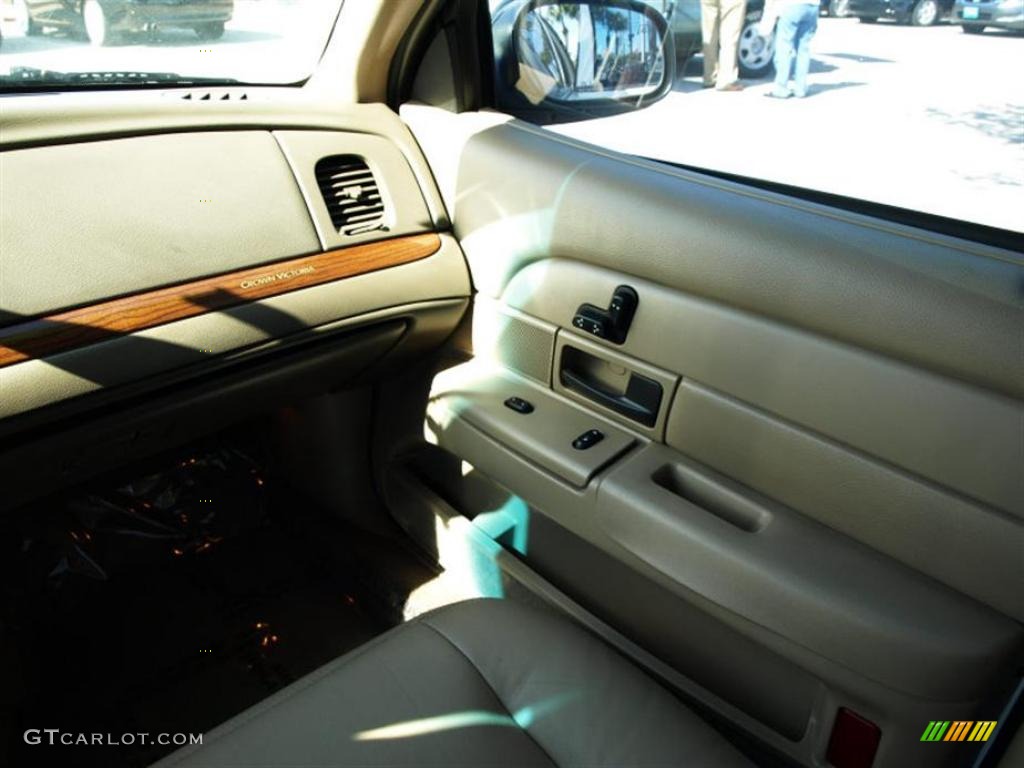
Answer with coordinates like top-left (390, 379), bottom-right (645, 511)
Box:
top-left (493, 0), bottom-right (674, 123)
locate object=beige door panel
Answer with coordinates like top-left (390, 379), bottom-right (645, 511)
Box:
top-left (401, 103), bottom-right (1024, 768)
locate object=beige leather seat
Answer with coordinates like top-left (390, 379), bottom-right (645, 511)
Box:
top-left (155, 598), bottom-right (752, 767)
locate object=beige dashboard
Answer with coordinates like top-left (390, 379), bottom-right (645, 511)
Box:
top-left (0, 93), bottom-right (471, 506)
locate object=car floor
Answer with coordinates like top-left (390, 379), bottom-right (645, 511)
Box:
top-left (1, 436), bottom-right (439, 768)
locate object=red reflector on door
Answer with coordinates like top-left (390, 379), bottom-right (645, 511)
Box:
top-left (826, 708), bottom-right (881, 768)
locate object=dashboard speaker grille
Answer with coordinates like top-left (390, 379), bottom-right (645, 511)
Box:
top-left (315, 155), bottom-right (386, 236)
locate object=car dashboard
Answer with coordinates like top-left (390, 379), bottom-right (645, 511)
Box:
top-left (0, 89), bottom-right (471, 511)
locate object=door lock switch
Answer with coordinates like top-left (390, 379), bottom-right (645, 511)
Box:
top-left (503, 396), bottom-right (534, 414)
top-left (572, 429), bottom-right (604, 450)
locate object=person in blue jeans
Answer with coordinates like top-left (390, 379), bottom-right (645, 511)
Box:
top-left (759, 0), bottom-right (820, 98)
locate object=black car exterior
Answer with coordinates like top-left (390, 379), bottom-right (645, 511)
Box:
top-left (847, 0), bottom-right (953, 24)
top-left (20, 0), bottom-right (233, 45)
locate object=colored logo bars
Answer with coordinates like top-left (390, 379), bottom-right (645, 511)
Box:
top-left (920, 721), bottom-right (997, 742)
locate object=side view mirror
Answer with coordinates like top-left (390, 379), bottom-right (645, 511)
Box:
top-left (492, 0), bottom-right (675, 123)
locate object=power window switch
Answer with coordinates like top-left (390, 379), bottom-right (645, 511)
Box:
top-left (504, 396), bottom-right (534, 414)
top-left (572, 429), bottom-right (604, 450)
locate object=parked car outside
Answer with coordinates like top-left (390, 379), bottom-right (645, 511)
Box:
top-left (847, 0), bottom-right (953, 24)
top-left (8, 0), bottom-right (233, 46)
top-left (953, 0), bottom-right (1024, 31)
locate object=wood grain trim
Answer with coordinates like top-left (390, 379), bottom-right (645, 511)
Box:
top-left (0, 233), bottom-right (441, 369)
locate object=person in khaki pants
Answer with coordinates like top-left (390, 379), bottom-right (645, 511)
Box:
top-left (701, 0), bottom-right (747, 91)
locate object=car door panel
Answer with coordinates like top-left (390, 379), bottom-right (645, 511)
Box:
top-left (424, 357), bottom-right (1021, 685)
top-left (398, 103), bottom-right (1024, 768)
top-left (408, 107), bottom-right (1020, 400)
top-left (496, 258), bottom-right (1023, 617)
top-left (510, 259), bottom-right (1020, 516)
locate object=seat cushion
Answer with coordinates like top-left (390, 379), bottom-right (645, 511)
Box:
top-left (154, 598), bottom-right (752, 767)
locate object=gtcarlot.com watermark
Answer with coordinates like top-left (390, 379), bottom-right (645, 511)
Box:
top-left (24, 729), bottom-right (202, 747)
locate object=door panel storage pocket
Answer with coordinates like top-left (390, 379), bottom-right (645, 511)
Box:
top-left (596, 442), bottom-right (1022, 703)
top-left (651, 463), bottom-right (768, 532)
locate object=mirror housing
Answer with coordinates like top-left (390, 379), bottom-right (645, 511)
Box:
top-left (492, 0), bottom-right (675, 124)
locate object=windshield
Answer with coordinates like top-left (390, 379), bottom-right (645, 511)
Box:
top-left (0, 0), bottom-right (345, 87)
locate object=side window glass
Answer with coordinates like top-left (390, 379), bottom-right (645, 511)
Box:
top-left (486, 0), bottom-right (1022, 234)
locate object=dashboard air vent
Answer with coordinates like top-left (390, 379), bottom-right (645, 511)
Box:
top-left (314, 155), bottom-right (386, 236)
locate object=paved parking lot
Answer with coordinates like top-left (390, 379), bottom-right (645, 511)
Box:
top-left (553, 19), bottom-right (1023, 232)
top-left (1, 8), bottom-right (1020, 231)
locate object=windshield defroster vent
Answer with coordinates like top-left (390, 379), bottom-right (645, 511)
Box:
top-left (315, 155), bottom-right (387, 236)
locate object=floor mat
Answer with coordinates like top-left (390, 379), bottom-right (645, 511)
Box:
top-left (2, 443), bottom-right (433, 768)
